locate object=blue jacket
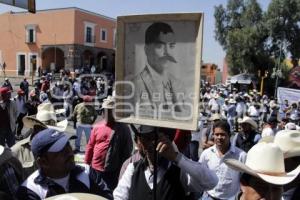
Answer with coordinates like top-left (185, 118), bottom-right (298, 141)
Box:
top-left (16, 165), bottom-right (112, 200)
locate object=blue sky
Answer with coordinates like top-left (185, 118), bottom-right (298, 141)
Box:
top-left (0, 0), bottom-right (271, 69)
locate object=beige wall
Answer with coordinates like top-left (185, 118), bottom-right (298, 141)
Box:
top-left (74, 10), bottom-right (115, 48)
top-left (0, 8), bottom-right (115, 76)
top-left (0, 10), bottom-right (75, 76)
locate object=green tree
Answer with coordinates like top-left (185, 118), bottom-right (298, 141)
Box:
top-left (265, 0), bottom-right (300, 67)
top-left (214, 0), bottom-right (271, 75)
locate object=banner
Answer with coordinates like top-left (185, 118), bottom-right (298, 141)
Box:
top-left (277, 87), bottom-right (300, 111)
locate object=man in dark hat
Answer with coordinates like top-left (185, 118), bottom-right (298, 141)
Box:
top-left (113, 125), bottom-right (218, 200)
top-left (17, 128), bottom-right (112, 200)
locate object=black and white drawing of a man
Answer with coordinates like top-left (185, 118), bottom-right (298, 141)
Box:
top-left (128, 22), bottom-right (191, 119)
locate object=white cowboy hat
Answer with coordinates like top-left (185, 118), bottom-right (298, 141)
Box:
top-left (228, 98), bottom-right (236, 104)
top-left (0, 145), bottom-right (4, 156)
top-left (102, 96), bottom-right (115, 109)
top-left (213, 94), bottom-right (219, 99)
top-left (225, 142), bottom-right (300, 185)
top-left (290, 113), bottom-right (299, 121)
top-left (274, 130), bottom-right (300, 158)
top-left (45, 193), bottom-right (108, 200)
top-left (285, 122), bottom-right (297, 130)
top-left (23, 102), bottom-right (68, 132)
top-left (238, 116), bottom-right (258, 130)
top-left (209, 113), bottom-right (221, 121)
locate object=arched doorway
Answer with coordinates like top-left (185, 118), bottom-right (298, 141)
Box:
top-left (96, 52), bottom-right (107, 73)
top-left (42, 47), bottom-right (64, 73)
top-left (82, 50), bottom-right (94, 67)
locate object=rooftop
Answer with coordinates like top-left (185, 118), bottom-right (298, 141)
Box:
top-left (2, 7), bottom-right (116, 22)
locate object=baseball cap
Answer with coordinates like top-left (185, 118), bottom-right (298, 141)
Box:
top-left (31, 128), bottom-right (76, 158)
top-left (0, 87), bottom-right (11, 95)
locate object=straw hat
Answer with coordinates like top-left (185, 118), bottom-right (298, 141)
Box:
top-left (45, 193), bottom-right (108, 200)
top-left (285, 122), bottom-right (297, 130)
top-left (23, 102), bottom-right (67, 132)
top-left (228, 98), bottom-right (236, 104)
top-left (209, 113), bottom-right (221, 121)
top-left (102, 96), bottom-right (115, 109)
top-left (274, 130), bottom-right (300, 158)
top-left (212, 94), bottom-right (219, 99)
top-left (290, 113), bottom-right (299, 121)
top-left (238, 116), bottom-right (258, 130)
top-left (225, 142), bottom-right (300, 185)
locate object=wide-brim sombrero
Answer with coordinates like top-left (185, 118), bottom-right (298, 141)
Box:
top-left (45, 193), bottom-right (108, 200)
top-left (23, 116), bottom-right (68, 132)
top-left (225, 159), bottom-right (300, 185)
top-left (225, 142), bottom-right (300, 185)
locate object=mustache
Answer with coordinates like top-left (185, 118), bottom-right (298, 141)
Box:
top-left (159, 55), bottom-right (177, 63)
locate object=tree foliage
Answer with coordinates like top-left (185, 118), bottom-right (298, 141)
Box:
top-left (265, 0), bottom-right (300, 67)
top-left (214, 0), bottom-right (300, 75)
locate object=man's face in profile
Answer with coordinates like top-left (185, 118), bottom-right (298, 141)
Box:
top-left (145, 32), bottom-right (177, 74)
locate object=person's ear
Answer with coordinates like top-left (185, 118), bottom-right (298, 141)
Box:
top-left (36, 156), bottom-right (48, 168)
top-left (144, 45), bottom-right (150, 55)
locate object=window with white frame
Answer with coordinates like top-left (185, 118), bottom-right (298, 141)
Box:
top-left (25, 25), bottom-right (37, 43)
top-left (84, 22), bottom-right (96, 45)
top-left (86, 27), bottom-right (92, 43)
top-left (100, 28), bottom-right (107, 42)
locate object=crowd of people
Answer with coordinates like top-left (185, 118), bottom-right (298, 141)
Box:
top-left (0, 74), bottom-right (299, 200)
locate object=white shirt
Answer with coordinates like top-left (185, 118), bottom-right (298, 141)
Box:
top-left (236, 102), bottom-right (246, 115)
top-left (113, 153), bottom-right (218, 200)
top-left (199, 144), bottom-right (246, 199)
top-left (261, 127), bottom-right (275, 137)
top-left (248, 105), bottom-right (259, 117)
top-left (208, 99), bottom-right (219, 112)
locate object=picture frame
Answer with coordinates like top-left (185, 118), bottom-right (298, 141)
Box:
top-left (115, 13), bottom-right (204, 130)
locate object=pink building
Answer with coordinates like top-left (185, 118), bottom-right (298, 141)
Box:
top-left (0, 7), bottom-right (116, 76)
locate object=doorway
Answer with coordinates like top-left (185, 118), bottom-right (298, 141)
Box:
top-left (29, 54), bottom-right (38, 76)
top-left (17, 54), bottom-right (26, 75)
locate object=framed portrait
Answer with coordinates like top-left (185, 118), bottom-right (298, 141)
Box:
top-left (115, 13), bottom-right (204, 130)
